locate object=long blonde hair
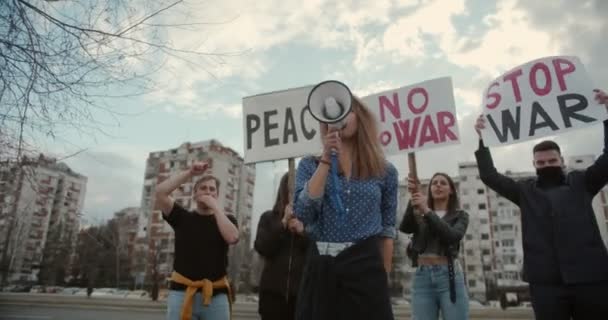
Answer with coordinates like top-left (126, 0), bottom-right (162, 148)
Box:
top-left (351, 96), bottom-right (386, 179)
top-left (317, 96), bottom-right (386, 179)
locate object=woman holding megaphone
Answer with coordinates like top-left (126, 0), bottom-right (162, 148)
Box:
top-left (294, 81), bottom-right (399, 320)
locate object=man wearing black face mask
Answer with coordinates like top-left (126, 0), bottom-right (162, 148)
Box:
top-left (474, 89), bottom-right (608, 320)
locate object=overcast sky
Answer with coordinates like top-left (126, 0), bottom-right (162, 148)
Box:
top-left (38, 0), bottom-right (608, 234)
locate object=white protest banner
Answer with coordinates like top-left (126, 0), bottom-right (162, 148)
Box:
top-left (243, 78), bottom-right (460, 163)
top-left (243, 85), bottom-right (320, 163)
top-left (363, 77), bottom-right (460, 155)
top-left (481, 56), bottom-right (607, 146)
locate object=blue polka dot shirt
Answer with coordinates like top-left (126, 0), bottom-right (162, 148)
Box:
top-left (294, 156), bottom-right (398, 242)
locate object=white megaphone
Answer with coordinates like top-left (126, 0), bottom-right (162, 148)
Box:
top-left (306, 81), bottom-right (352, 218)
top-left (307, 80), bottom-right (353, 129)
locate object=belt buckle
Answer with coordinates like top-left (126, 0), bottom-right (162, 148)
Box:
top-left (317, 242), bottom-right (349, 257)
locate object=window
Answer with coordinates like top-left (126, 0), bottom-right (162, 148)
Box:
top-left (466, 250), bottom-right (474, 256)
top-left (160, 239), bottom-right (169, 248)
top-left (504, 256), bottom-right (516, 264)
top-left (482, 249), bottom-right (491, 255)
top-left (461, 176), bottom-right (468, 182)
top-left (462, 189), bottom-right (469, 196)
top-left (468, 280), bottom-right (477, 287)
top-left (466, 234), bottom-right (473, 240)
top-left (501, 239), bottom-right (515, 247)
top-left (468, 265), bottom-right (476, 272)
top-left (477, 189), bottom-right (485, 194)
top-left (495, 241), bottom-right (500, 247)
top-left (500, 225), bottom-right (514, 231)
top-left (480, 219), bottom-right (488, 224)
top-left (478, 203), bottom-right (487, 210)
top-left (483, 265), bottom-right (492, 271)
top-left (481, 234), bottom-right (489, 240)
top-left (463, 204), bottom-right (470, 210)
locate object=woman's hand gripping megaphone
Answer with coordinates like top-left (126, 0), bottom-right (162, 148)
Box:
top-left (322, 127), bottom-right (342, 161)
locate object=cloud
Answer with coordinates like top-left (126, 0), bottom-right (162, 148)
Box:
top-left (443, 0), bottom-right (558, 77)
top-left (514, 0), bottom-right (608, 86)
top-left (355, 80), bottom-right (401, 97)
top-left (381, 0), bottom-right (467, 61)
top-left (143, 0), bottom-right (425, 114)
top-left (454, 88), bottom-right (481, 111)
top-left (50, 0), bottom-right (608, 232)
top-left (169, 103), bottom-right (243, 120)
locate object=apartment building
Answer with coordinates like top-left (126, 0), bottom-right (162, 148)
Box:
top-left (137, 140), bottom-right (255, 289)
top-left (0, 155), bottom-right (87, 283)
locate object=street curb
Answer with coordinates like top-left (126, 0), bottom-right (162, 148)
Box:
top-left (0, 293), bottom-right (534, 319)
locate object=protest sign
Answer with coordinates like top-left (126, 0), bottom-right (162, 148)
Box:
top-left (363, 77), bottom-right (459, 156)
top-left (481, 56), bottom-right (606, 146)
top-left (243, 85), bottom-right (320, 163)
top-left (243, 77), bottom-right (460, 163)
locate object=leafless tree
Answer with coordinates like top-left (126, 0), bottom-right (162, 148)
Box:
top-left (0, 0), bottom-right (236, 285)
top-left (1, 0), bottom-right (235, 162)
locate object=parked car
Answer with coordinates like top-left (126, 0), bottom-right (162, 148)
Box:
top-left (30, 285), bottom-right (44, 293)
top-left (10, 284), bottom-right (31, 293)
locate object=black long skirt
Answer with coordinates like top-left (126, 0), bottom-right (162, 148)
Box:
top-left (295, 236), bottom-right (394, 320)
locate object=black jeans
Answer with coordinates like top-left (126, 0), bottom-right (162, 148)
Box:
top-left (259, 291), bottom-right (296, 320)
top-left (530, 281), bottom-right (608, 320)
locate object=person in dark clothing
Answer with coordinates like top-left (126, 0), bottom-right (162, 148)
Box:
top-left (155, 161), bottom-right (239, 320)
top-left (400, 173), bottom-right (469, 320)
top-left (473, 88), bottom-right (608, 320)
top-left (254, 172), bottom-right (309, 320)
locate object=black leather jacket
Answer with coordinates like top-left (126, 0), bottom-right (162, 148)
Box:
top-left (399, 203), bottom-right (469, 267)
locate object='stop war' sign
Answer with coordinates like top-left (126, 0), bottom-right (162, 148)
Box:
top-left (481, 56), bottom-right (607, 146)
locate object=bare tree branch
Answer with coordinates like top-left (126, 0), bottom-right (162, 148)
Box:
top-left (0, 0), bottom-right (241, 286)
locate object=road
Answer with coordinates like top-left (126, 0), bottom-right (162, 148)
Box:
top-left (0, 305), bottom-right (164, 320)
top-left (0, 293), bottom-right (534, 319)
